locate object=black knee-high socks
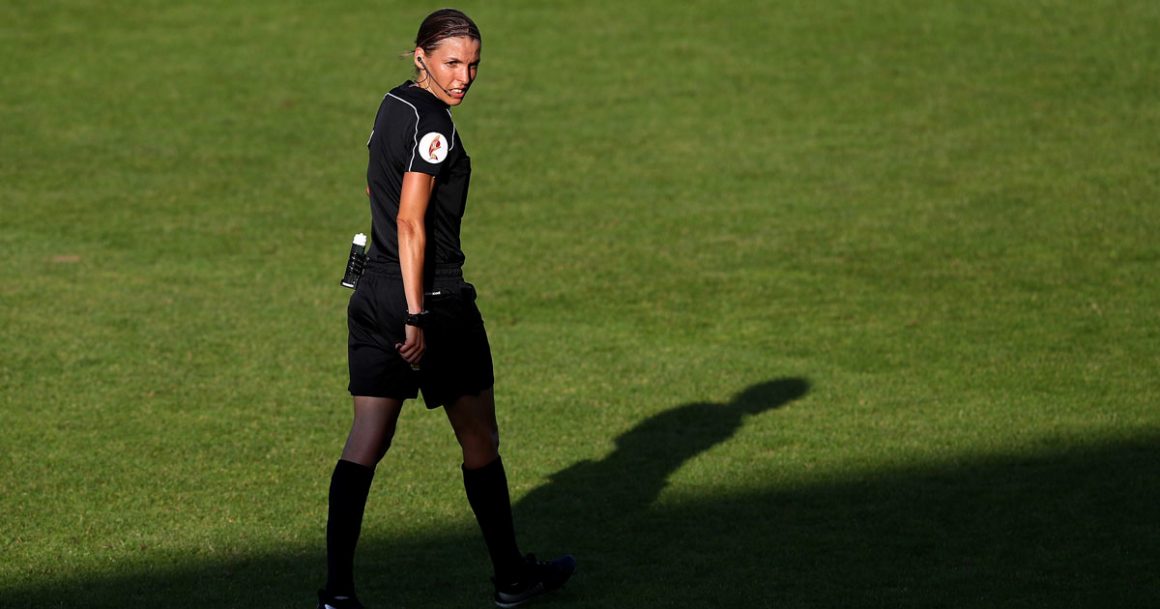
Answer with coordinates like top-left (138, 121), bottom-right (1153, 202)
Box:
top-left (325, 456), bottom-right (523, 594)
top-left (463, 456), bottom-right (524, 583)
top-left (325, 459), bottom-right (375, 597)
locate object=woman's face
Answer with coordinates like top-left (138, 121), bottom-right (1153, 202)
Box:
top-left (416, 36), bottom-right (481, 106)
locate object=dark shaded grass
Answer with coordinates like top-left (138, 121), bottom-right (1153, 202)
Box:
top-left (3, 379), bottom-right (1156, 608)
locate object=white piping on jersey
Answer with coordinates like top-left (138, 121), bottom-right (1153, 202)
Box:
top-left (386, 92), bottom-right (422, 171)
top-left (366, 95), bottom-right (383, 147)
top-left (384, 92), bottom-right (458, 172)
top-left (444, 108), bottom-right (457, 154)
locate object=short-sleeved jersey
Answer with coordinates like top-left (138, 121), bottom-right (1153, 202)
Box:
top-left (365, 81), bottom-right (472, 275)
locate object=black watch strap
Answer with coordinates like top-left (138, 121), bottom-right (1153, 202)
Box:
top-left (404, 311), bottom-right (430, 328)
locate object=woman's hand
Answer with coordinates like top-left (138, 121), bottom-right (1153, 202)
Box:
top-left (396, 324), bottom-right (424, 368)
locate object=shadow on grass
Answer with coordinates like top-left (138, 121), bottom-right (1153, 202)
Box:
top-left (6, 377), bottom-right (1158, 608)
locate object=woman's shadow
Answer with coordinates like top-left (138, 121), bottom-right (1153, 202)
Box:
top-left (512, 377), bottom-right (810, 597)
top-left (0, 379), bottom-right (810, 609)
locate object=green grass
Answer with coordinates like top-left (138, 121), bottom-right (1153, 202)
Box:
top-left (2, 1), bottom-right (1158, 607)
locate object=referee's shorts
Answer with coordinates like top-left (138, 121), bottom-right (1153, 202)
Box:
top-left (346, 264), bottom-right (494, 408)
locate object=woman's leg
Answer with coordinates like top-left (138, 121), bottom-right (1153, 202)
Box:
top-left (324, 396), bottom-right (405, 599)
top-left (341, 395), bottom-right (405, 466)
top-left (444, 387), bottom-right (500, 468)
top-left (444, 388), bottom-right (524, 581)
top-left (444, 389), bottom-right (576, 605)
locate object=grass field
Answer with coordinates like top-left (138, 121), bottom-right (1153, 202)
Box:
top-left (3, 1), bottom-right (1159, 607)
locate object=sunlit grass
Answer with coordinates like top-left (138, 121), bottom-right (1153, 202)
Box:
top-left (2, 1), bottom-right (1158, 607)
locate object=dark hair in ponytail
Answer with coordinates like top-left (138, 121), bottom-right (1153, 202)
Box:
top-left (414, 8), bottom-right (481, 54)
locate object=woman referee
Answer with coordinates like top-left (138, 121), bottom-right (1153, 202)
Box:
top-left (317, 9), bottom-right (574, 609)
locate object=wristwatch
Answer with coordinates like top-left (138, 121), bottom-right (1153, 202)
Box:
top-left (404, 311), bottom-right (430, 328)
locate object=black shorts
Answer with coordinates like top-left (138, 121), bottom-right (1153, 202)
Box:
top-left (347, 266), bottom-right (494, 408)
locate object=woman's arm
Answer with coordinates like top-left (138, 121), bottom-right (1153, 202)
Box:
top-left (396, 171), bottom-right (435, 366)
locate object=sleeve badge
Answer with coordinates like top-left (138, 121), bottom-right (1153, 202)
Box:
top-left (418, 131), bottom-right (449, 164)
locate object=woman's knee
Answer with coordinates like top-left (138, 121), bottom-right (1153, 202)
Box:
top-left (341, 429), bottom-right (395, 466)
top-left (445, 389), bottom-right (500, 466)
top-left (459, 425), bottom-right (499, 454)
top-left (342, 396), bottom-right (404, 466)
top-left (460, 436), bottom-right (499, 470)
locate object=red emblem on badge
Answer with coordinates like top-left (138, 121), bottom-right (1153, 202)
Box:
top-left (419, 132), bottom-right (448, 164)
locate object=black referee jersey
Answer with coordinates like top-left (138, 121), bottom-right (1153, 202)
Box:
top-left (365, 80), bottom-right (472, 272)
